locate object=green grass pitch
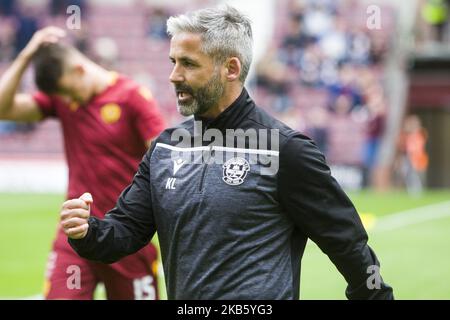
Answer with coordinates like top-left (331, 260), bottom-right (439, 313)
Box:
top-left (1, 191), bottom-right (450, 299)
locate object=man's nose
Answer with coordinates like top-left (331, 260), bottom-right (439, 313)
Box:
top-left (169, 66), bottom-right (184, 83)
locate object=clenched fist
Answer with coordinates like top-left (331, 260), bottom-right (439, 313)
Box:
top-left (60, 193), bottom-right (93, 239)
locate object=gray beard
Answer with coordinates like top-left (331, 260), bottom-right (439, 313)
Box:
top-left (177, 72), bottom-right (224, 117)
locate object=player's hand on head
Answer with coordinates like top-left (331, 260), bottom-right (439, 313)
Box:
top-left (60, 193), bottom-right (93, 240)
top-left (22, 26), bottom-right (66, 58)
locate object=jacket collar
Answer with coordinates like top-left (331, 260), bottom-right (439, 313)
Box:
top-left (194, 88), bottom-right (254, 132)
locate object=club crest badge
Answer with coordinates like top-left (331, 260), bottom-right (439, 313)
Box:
top-left (222, 157), bottom-right (250, 186)
top-left (100, 103), bottom-right (122, 124)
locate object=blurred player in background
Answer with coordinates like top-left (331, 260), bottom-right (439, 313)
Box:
top-left (0, 27), bottom-right (166, 299)
top-left (398, 115), bottom-right (429, 195)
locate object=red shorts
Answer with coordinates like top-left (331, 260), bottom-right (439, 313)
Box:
top-left (44, 229), bottom-right (159, 300)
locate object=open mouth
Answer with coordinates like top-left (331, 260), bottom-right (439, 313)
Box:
top-left (178, 91), bottom-right (192, 101)
top-left (176, 89), bottom-right (194, 103)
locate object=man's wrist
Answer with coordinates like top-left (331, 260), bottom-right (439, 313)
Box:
top-left (17, 49), bottom-right (34, 64)
top-left (68, 217), bottom-right (95, 244)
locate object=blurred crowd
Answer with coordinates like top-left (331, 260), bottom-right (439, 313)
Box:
top-left (0, 0), bottom-right (435, 190)
top-left (0, 1), bottom-right (87, 61)
top-left (416, 0), bottom-right (450, 47)
top-left (0, 0), bottom-right (394, 189)
top-left (254, 0), bottom-right (391, 187)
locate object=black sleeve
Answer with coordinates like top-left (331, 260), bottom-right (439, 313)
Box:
top-left (68, 147), bottom-right (156, 264)
top-left (278, 134), bottom-right (394, 300)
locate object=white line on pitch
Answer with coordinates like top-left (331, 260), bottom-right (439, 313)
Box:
top-left (373, 200), bottom-right (450, 232)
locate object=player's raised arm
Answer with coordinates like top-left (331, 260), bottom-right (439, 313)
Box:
top-left (0, 26), bottom-right (65, 122)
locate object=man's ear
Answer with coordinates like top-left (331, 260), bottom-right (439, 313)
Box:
top-left (225, 57), bottom-right (241, 82)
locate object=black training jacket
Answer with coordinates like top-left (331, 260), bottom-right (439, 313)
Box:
top-left (69, 88), bottom-right (394, 300)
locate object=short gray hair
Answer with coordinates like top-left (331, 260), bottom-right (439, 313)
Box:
top-left (167, 5), bottom-right (253, 83)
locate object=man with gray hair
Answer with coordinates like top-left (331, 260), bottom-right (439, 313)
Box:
top-left (61, 5), bottom-right (393, 300)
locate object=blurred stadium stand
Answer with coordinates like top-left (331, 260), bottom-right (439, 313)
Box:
top-left (1, 0), bottom-right (449, 191)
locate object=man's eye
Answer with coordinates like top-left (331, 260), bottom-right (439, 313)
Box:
top-left (184, 61), bottom-right (196, 67)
